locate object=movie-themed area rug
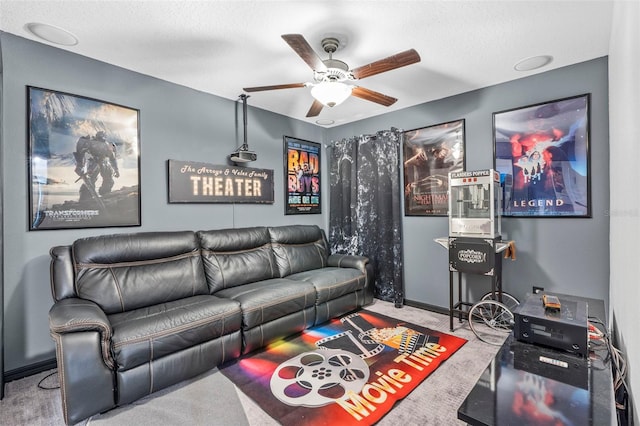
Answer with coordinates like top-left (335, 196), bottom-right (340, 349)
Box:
top-left (219, 310), bottom-right (467, 425)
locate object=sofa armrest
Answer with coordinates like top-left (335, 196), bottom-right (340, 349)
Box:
top-left (49, 298), bottom-right (114, 369)
top-left (328, 254), bottom-right (374, 305)
top-left (328, 254), bottom-right (368, 273)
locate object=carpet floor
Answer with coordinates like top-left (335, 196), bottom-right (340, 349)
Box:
top-left (0, 300), bottom-right (503, 425)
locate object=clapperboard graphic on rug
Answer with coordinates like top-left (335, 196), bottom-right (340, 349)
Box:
top-left (315, 312), bottom-right (440, 357)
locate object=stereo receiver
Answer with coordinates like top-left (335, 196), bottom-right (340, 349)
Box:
top-left (513, 292), bottom-right (588, 357)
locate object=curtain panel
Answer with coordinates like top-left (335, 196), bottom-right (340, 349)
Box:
top-left (328, 129), bottom-right (404, 306)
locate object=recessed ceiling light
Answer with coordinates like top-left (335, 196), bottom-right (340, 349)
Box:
top-left (315, 119), bottom-right (335, 126)
top-left (514, 55), bottom-right (553, 72)
top-left (24, 22), bottom-right (78, 46)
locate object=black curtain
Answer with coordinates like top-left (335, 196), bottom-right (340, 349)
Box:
top-left (328, 129), bottom-right (404, 307)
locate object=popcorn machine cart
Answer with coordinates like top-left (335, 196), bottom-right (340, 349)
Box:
top-left (435, 169), bottom-right (517, 344)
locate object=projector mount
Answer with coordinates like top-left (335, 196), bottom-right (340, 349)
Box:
top-left (230, 94), bottom-right (257, 163)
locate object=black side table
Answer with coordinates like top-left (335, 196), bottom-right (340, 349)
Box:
top-left (458, 296), bottom-right (616, 425)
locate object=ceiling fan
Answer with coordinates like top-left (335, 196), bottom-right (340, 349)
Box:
top-left (243, 34), bottom-right (421, 117)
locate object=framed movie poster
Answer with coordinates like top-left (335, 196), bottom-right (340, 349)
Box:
top-left (403, 119), bottom-right (465, 216)
top-left (493, 94), bottom-right (591, 217)
top-left (284, 136), bottom-right (321, 214)
top-left (28, 87), bottom-right (141, 230)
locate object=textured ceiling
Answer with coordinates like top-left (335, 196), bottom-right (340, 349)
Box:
top-left (0, 0), bottom-right (615, 127)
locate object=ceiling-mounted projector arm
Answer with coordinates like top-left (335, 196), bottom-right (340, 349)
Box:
top-left (241, 94), bottom-right (249, 150)
top-left (230, 94), bottom-right (257, 163)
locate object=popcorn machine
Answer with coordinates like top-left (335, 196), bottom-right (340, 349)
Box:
top-left (449, 169), bottom-right (501, 239)
top-left (436, 169), bottom-right (514, 333)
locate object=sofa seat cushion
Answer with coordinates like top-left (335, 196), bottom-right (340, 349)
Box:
top-left (109, 295), bottom-right (241, 371)
top-left (287, 267), bottom-right (367, 304)
top-left (215, 278), bottom-right (316, 330)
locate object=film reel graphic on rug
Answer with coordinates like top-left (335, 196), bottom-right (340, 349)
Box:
top-left (270, 312), bottom-right (443, 407)
top-left (269, 349), bottom-right (369, 407)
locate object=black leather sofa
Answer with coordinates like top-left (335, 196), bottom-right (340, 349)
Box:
top-left (48, 225), bottom-right (372, 424)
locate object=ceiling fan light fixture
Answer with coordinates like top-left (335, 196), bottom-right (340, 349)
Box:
top-left (311, 81), bottom-right (352, 107)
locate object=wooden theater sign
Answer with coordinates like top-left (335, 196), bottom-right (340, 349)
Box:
top-left (168, 159), bottom-right (274, 204)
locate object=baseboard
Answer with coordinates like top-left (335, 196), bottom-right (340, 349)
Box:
top-left (4, 358), bottom-right (57, 383)
top-left (403, 298), bottom-right (449, 316)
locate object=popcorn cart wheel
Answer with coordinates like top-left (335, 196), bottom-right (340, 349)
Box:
top-left (468, 299), bottom-right (516, 346)
top-left (480, 290), bottom-right (520, 312)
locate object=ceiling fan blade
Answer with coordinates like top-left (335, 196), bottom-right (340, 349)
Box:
top-left (351, 49), bottom-right (421, 80)
top-left (243, 83), bottom-right (306, 92)
top-left (282, 34), bottom-right (327, 72)
top-left (351, 87), bottom-right (397, 107)
top-left (306, 100), bottom-right (324, 117)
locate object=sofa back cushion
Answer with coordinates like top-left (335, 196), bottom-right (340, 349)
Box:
top-left (197, 227), bottom-right (277, 293)
top-left (268, 225), bottom-right (328, 277)
top-left (72, 231), bottom-right (207, 314)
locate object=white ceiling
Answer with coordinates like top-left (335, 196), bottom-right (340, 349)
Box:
top-left (0, 1), bottom-right (615, 127)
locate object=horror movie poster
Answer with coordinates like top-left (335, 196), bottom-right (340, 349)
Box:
top-left (284, 136), bottom-right (321, 214)
top-left (403, 120), bottom-right (465, 216)
top-left (28, 87), bottom-right (140, 230)
top-left (494, 94), bottom-right (590, 217)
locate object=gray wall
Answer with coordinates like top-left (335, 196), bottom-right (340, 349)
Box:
top-left (327, 57), bottom-right (610, 310)
top-left (0, 34), bottom-right (4, 395)
top-left (1, 31), bottom-right (610, 373)
top-left (609, 1), bottom-right (640, 422)
top-left (0, 33), bottom-right (325, 372)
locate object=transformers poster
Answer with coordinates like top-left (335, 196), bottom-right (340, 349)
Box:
top-left (494, 94), bottom-right (590, 217)
top-left (28, 87), bottom-right (140, 230)
top-left (403, 120), bottom-right (465, 216)
top-left (284, 136), bottom-right (321, 214)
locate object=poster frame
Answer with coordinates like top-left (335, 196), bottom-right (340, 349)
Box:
top-left (284, 136), bottom-right (322, 215)
top-left (493, 93), bottom-right (591, 218)
top-left (27, 86), bottom-right (141, 230)
top-left (403, 119), bottom-right (466, 216)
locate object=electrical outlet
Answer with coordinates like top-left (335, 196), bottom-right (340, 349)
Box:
top-left (533, 286), bottom-right (544, 294)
